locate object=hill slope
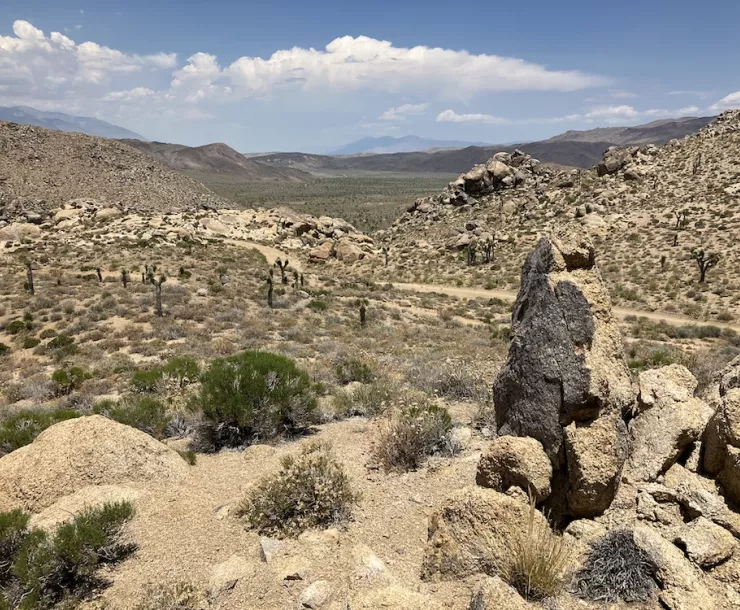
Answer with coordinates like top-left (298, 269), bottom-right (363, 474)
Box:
top-left (122, 140), bottom-right (313, 181)
top-left (330, 135), bottom-right (492, 155)
top-left (353, 111), bottom-right (740, 323)
top-left (0, 106), bottom-right (145, 140)
top-left (0, 121), bottom-right (225, 218)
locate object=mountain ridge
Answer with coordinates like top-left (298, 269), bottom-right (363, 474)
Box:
top-left (0, 106), bottom-right (146, 141)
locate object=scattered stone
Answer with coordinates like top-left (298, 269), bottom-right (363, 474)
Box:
top-left (209, 555), bottom-right (250, 594)
top-left (476, 435), bottom-right (552, 501)
top-left (299, 580), bottom-right (332, 609)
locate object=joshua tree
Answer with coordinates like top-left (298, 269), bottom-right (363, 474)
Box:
top-left (673, 233), bottom-right (679, 247)
top-left (359, 300), bottom-right (367, 327)
top-left (300, 273), bottom-right (305, 288)
top-left (266, 273), bottom-right (274, 308)
top-left (482, 233), bottom-right (495, 264)
top-left (692, 153), bottom-right (702, 175)
top-left (25, 260), bottom-right (35, 296)
top-left (467, 240), bottom-right (478, 266)
top-left (292, 269), bottom-right (299, 292)
top-left (96, 267), bottom-right (103, 282)
top-left (121, 269), bottom-right (129, 288)
top-left (382, 246), bottom-right (390, 267)
top-left (691, 249), bottom-right (720, 283)
top-left (274, 258), bottom-right (290, 284)
top-left (674, 210), bottom-right (688, 230)
top-left (153, 274), bottom-right (166, 316)
top-left (143, 264), bottom-right (157, 284)
top-left (660, 255), bottom-right (666, 270)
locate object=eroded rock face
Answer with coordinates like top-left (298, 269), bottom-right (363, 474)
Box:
top-left (626, 365), bottom-right (713, 483)
top-left (703, 387), bottom-right (740, 505)
top-left (493, 225), bottom-right (632, 518)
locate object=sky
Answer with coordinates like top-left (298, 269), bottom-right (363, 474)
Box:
top-left (1, 0), bottom-right (740, 152)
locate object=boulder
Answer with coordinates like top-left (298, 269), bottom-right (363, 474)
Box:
top-left (0, 222), bottom-right (41, 241)
top-left (675, 517), bottom-right (736, 568)
top-left (703, 388), bottom-right (740, 504)
top-left (633, 527), bottom-right (715, 610)
top-left (626, 365), bottom-right (713, 482)
top-left (421, 486), bottom-right (546, 581)
top-left (309, 241), bottom-right (334, 262)
top-left (493, 225), bottom-right (632, 518)
top-left (53, 208), bottom-right (82, 222)
top-left (299, 580), bottom-right (332, 609)
top-left (476, 436), bottom-right (552, 501)
top-left (96, 207), bottom-right (122, 221)
top-left (200, 217), bottom-right (229, 235)
top-left (0, 415), bottom-right (188, 512)
top-left (334, 241), bottom-right (365, 263)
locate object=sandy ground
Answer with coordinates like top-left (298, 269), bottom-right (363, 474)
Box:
top-left (93, 408), bottom-right (492, 610)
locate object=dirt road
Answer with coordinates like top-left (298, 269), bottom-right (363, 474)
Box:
top-left (394, 282), bottom-right (740, 332)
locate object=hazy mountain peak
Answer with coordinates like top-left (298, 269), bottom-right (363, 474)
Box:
top-left (0, 106), bottom-right (146, 141)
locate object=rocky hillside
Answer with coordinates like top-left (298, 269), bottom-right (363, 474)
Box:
top-left (122, 140), bottom-right (313, 181)
top-left (352, 110), bottom-right (740, 323)
top-left (0, 121), bottom-right (226, 219)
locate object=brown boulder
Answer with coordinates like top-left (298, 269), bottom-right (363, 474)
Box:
top-left (476, 436), bottom-right (552, 502)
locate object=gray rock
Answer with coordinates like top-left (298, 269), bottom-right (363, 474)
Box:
top-left (493, 225), bottom-right (632, 518)
top-left (299, 580), bottom-right (332, 608)
top-left (675, 517), bottom-right (736, 568)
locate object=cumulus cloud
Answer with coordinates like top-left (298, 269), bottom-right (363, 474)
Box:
top-left (0, 19), bottom-right (176, 102)
top-left (436, 109), bottom-right (509, 124)
top-left (379, 103), bottom-right (428, 121)
top-left (709, 92), bottom-right (740, 112)
top-left (103, 87), bottom-right (155, 101)
top-left (222, 36), bottom-right (607, 98)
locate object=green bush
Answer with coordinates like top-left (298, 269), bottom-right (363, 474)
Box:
top-left (373, 399), bottom-right (453, 472)
top-left (162, 356), bottom-right (200, 388)
top-left (332, 380), bottom-right (396, 418)
top-left (94, 396), bottom-right (171, 440)
top-left (238, 442), bottom-right (359, 537)
top-left (307, 299), bottom-right (327, 312)
top-left (39, 329), bottom-right (57, 340)
top-left (0, 409), bottom-right (81, 456)
top-left (0, 343), bottom-right (9, 356)
top-left (189, 350), bottom-right (318, 452)
top-left (47, 334), bottom-right (76, 360)
top-left (22, 337), bottom-right (40, 349)
top-left (3, 320), bottom-right (26, 335)
top-left (51, 367), bottom-right (91, 396)
top-left (131, 368), bottom-right (164, 393)
top-left (1, 502), bottom-right (135, 610)
top-left (335, 358), bottom-right (374, 385)
top-left (0, 509), bottom-right (29, 585)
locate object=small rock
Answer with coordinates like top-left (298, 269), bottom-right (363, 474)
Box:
top-left (260, 536), bottom-right (286, 564)
top-left (209, 555), bottom-right (250, 595)
top-left (299, 580), bottom-right (332, 609)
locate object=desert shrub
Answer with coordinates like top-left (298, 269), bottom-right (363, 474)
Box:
top-left (176, 449), bottom-right (197, 466)
top-left (238, 442), bottom-right (359, 537)
top-left (407, 360), bottom-right (489, 402)
top-left (573, 529), bottom-right (657, 603)
top-left (307, 299), bottom-right (327, 311)
top-left (188, 350), bottom-right (317, 452)
top-left (94, 396), bottom-right (171, 440)
top-left (162, 356), bottom-right (200, 388)
top-left (0, 509), bottom-right (29, 585)
top-left (51, 366), bottom-right (91, 396)
top-left (132, 582), bottom-right (208, 610)
top-left (335, 358), bottom-right (374, 385)
top-left (131, 367), bottom-right (164, 393)
top-left (373, 399), bottom-right (453, 472)
top-left (0, 343), bottom-right (8, 356)
top-left (39, 329), bottom-right (57, 339)
top-left (0, 409), bottom-right (81, 456)
top-left (496, 499), bottom-right (571, 601)
top-left (3, 320), bottom-right (26, 335)
top-left (331, 379), bottom-right (397, 418)
top-left (47, 333), bottom-right (76, 360)
top-left (1, 501), bottom-right (135, 610)
top-left (22, 337), bottom-right (40, 349)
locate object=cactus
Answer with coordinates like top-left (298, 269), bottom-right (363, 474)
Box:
top-left (467, 240), bottom-right (478, 266)
top-left (274, 258), bottom-right (290, 284)
top-left (359, 299), bottom-right (368, 327)
top-left (153, 274), bottom-right (166, 316)
top-left (382, 246), bottom-right (389, 267)
top-left (121, 269), bottom-right (129, 288)
top-left (691, 249), bottom-right (720, 283)
top-left (25, 260), bottom-right (34, 295)
top-left (266, 273), bottom-right (274, 308)
top-left (96, 267), bottom-right (103, 282)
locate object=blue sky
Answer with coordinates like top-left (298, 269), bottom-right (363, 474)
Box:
top-left (1, 0), bottom-right (739, 152)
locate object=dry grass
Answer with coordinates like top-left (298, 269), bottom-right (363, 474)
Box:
top-left (496, 497), bottom-right (572, 601)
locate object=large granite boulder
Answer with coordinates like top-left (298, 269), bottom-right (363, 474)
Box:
top-left (494, 225), bottom-right (632, 518)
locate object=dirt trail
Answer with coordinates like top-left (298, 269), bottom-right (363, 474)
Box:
top-left (394, 282), bottom-right (740, 332)
top-left (229, 240), bottom-right (302, 271)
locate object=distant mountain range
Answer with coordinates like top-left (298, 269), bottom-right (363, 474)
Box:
top-left (0, 106), bottom-right (146, 140)
top-left (329, 135), bottom-right (492, 155)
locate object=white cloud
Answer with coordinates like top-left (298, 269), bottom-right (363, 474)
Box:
top-left (103, 87), bottom-right (155, 101)
top-left (223, 35), bottom-right (607, 99)
top-left (379, 103), bottom-right (428, 121)
top-left (436, 109), bottom-right (509, 124)
top-left (584, 105), bottom-right (639, 120)
top-left (709, 92), bottom-right (740, 112)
